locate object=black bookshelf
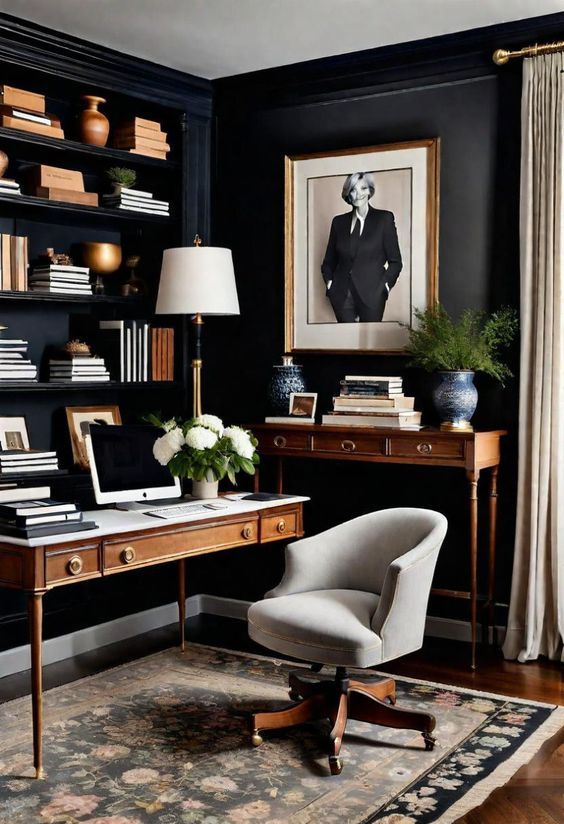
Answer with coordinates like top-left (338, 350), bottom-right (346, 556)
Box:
top-left (0, 381), bottom-right (182, 392)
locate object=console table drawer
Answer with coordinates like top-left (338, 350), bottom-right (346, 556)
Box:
top-left (259, 431), bottom-right (310, 451)
top-left (46, 544), bottom-right (101, 585)
top-left (388, 436), bottom-right (466, 460)
top-left (312, 432), bottom-right (385, 456)
top-left (103, 518), bottom-right (259, 571)
top-left (261, 510), bottom-right (298, 542)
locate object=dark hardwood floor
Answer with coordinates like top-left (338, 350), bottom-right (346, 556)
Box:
top-left (1, 615), bottom-right (562, 823)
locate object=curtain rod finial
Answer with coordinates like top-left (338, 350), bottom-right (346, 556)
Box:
top-left (493, 48), bottom-right (510, 65)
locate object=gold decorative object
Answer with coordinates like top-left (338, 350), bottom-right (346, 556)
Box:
top-left (493, 40), bottom-right (564, 65)
top-left (81, 242), bottom-right (122, 295)
top-left (0, 149), bottom-right (8, 178)
top-left (63, 339), bottom-right (91, 357)
top-left (120, 254), bottom-right (146, 297)
top-left (39, 247), bottom-right (73, 266)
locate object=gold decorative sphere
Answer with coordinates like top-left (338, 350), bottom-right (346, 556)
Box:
top-left (493, 49), bottom-right (510, 66)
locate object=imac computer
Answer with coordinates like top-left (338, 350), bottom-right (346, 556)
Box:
top-left (86, 424), bottom-right (181, 509)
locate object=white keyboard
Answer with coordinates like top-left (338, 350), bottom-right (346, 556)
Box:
top-left (146, 502), bottom-right (228, 520)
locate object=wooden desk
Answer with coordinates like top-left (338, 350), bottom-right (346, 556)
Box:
top-left (0, 497), bottom-right (306, 778)
top-left (252, 424), bottom-right (506, 671)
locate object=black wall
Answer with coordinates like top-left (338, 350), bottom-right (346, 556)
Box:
top-left (204, 14), bottom-right (564, 621)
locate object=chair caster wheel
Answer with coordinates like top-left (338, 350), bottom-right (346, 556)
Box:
top-left (251, 731), bottom-right (263, 747)
top-left (288, 689), bottom-right (300, 701)
top-left (329, 756), bottom-right (342, 775)
top-left (423, 733), bottom-right (436, 751)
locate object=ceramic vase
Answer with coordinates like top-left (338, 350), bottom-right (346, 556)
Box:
top-left (0, 150), bottom-right (8, 178)
top-left (267, 356), bottom-right (307, 415)
top-left (432, 370), bottom-right (478, 431)
top-left (191, 475), bottom-right (219, 499)
top-left (79, 95), bottom-right (110, 146)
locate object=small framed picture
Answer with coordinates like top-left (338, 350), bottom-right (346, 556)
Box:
top-left (66, 405), bottom-right (122, 469)
top-left (0, 416), bottom-right (30, 450)
top-left (289, 392), bottom-right (318, 420)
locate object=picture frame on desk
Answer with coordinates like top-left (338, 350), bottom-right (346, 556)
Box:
top-left (66, 405), bottom-right (121, 469)
top-left (284, 138), bottom-right (440, 355)
top-left (0, 415), bottom-right (30, 450)
top-left (289, 392), bottom-right (318, 419)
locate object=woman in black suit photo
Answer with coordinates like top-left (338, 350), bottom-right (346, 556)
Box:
top-left (321, 172), bottom-right (402, 323)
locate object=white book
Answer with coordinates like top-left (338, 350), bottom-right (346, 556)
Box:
top-left (49, 358), bottom-right (106, 366)
top-left (12, 109), bottom-right (51, 125)
top-left (30, 273), bottom-right (91, 281)
top-left (0, 486), bottom-right (51, 503)
top-left (51, 375), bottom-right (110, 382)
top-left (344, 375), bottom-right (403, 382)
top-left (143, 322), bottom-right (149, 382)
top-left (0, 458), bottom-right (60, 467)
top-left (0, 179), bottom-right (20, 188)
top-left (103, 195), bottom-right (170, 208)
top-left (0, 450), bottom-right (57, 460)
top-left (32, 265), bottom-right (90, 274)
top-left (50, 365), bottom-right (108, 372)
top-left (130, 320), bottom-right (137, 382)
top-left (118, 187), bottom-right (153, 199)
top-left (1, 464), bottom-right (59, 474)
top-left (111, 204), bottom-right (169, 216)
top-left (0, 372), bottom-right (37, 379)
top-left (31, 286), bottom-right (93, 293)
top-left (125, 326), bottom-right (131, 382)
top-left (21, 512), bottom-right (82, 526)
top-left (265, 416), bottom-right (314, 424)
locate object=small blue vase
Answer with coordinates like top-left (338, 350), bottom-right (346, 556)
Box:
top-left (267, 357), bottom-right (307, 415)
top-left (432, 371), bottom-right (478, 431)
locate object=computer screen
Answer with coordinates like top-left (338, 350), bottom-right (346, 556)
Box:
top-left (86, 424), bottom-right (181, 505)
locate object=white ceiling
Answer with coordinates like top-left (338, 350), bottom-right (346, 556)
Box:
top-left (0, 0), bottom-right (561, 80)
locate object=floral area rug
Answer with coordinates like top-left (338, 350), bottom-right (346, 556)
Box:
top-left (0, 644), bottom-right (562, 824)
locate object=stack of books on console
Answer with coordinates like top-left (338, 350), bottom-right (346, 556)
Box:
top-left (0, 498), bottom-right (96, 539)
top-left (0, 449), bottom-right (59, 475)
top-left (0, 338), bottom-right (37, 382)
top-left (101, 187), bottom-right (170, 216)
top-left (48, 355), bottom-right (110, 383)
top-left (29, 263), bottom-right (92, 296)
top-left (0, 179), bottom-right (21, 196)
top-left (322, 375), bottom-right (422, 429)
top-left (112, 117), bottom-right (170, 159)
top-left (0, 85), bottom-right (64, 139)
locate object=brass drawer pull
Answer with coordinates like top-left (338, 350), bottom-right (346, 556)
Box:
top-left (341, 440), bottom-right (356, 453)
top-left (417, 443), bottom-right (433, 455)
top-left (277, 519), bottom-right (286, 534)
top-left (67, 555), bottom-right (83, 576)
top-left (242, 525), bottom-right (253, 540)
top-left (121, 546), bottom-right (136, 564)
top-left (273, 435), bottom-right (287, 448)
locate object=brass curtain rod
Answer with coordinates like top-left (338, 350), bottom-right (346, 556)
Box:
top-left (493, 40), bottom-right (564, 65)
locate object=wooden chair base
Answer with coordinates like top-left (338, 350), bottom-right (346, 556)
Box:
top-left (251, 669), bottom-right (436, 775)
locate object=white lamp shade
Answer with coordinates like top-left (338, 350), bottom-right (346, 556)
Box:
top-left (156, 246), bottom-right (240, 316)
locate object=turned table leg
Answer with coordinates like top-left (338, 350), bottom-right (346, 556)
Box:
top-left (467, 470), bottom-right (480, 671)
top-left (28, 592), bottom-right (45, 779)
top-left (487, 465), bottom-right (499, 644)
top-left (276, 458), bottom-right (284, 493)
top-left (178, 559), bottom-right (186, 652)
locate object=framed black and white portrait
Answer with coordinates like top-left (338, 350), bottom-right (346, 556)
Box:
top-left (0, 416), bottom-right (30, 450)
top-left (285, 139), bottom-right (440, 354)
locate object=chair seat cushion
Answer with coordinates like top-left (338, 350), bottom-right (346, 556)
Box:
top-left (248, 589), bottom-right (383, 668)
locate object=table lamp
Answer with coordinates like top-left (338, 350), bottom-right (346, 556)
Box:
top-left (156, 237), bottom-right (240, 416)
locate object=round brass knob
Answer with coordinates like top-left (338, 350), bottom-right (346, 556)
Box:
top-left (341, 439), bottom-right (356, 452)
top-left (273, 435), bottom-right (287, 448)
top-left (67, 555), bottom-right (83, 576)
top-left (242, 525), bottom-right (253, 540)
top-left (277, 519), bottom-right (286, 533)
top-left (417, 442), bottom-right (432, 455)
top-left (121, 546), bottom-right (136, 564)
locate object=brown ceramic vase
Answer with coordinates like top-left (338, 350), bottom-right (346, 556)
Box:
top-left (79, 95), bottom-right (110, 147)
top-left (0, 150), bottom-right (8, 178)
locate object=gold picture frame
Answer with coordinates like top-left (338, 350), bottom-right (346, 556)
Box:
top-left (285, 138), bottom-right (440, 354)
top-left (65, 405), bottom-right (122, 469)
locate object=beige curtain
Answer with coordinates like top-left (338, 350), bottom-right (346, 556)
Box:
top-left (503, 53), bottom-right (564, 662)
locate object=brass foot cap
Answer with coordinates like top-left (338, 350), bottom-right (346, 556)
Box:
top-left (35, 767), bottom-right (45, 779)
top-left (329, 756), bottom-right (342, 775)
top-left (251, 731), bottom-right (263, 747)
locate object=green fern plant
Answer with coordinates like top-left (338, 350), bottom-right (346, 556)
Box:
top-left (105, 166), bottom-right (137, 188)
top-left (407, 304), bottom-right (518, 384)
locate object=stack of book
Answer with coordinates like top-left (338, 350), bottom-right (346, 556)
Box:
top-left (26, 164), bottom-right (98, 206)
top-left (112, 117), bottom-right (170, 159)
top-left (0, 178), bottom-right (21, 196)
top-left (29, 263), bottom-right (92, 296)
top-left (48, 355), bottom-right (110, 383)
top-left (322, 375), bottom-right (422, 429)
top-left (0, 234), bottom-right (28, 291)
top-left (0, 498), bottom-right (97, 539)
top-left (0, 449), bottom-right (59, 475)
top-left (101, 187), bottom-right (170, 216)
top-left (0, 482), bottom-right (51, 504)
top-left (0, 85), bottom-right (64, 139)
top-left (88, 319), bottom-right (174, 382)
top-left (0, 337), bottom-right (37, 382)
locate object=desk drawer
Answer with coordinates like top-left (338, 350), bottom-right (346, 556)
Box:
top-left (388, 436), bottom-right (466, 460)
top-left (261, 510), bottom-right (298, 542)
top-left (46, 544), bottom-right (101, 585)
top-left (103, 518), bottom-right (259, 571)
top-left (312, 431), bottom-right (385, 456)
top-left (258, 431), bottom-right (309, 451)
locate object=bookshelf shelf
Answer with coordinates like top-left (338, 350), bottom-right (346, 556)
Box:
top-left (0, 126), bottom-right (180, 169)
top-left (0, 192), bottom-right (171, 223)
top-left (0, 381), bottom-right (182, 392)
top-left (0, 290), bottom-right (149, 305)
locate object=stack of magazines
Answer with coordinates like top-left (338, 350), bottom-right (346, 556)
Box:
top-left (101, 187), bottom-right (169, 216)
top-left (322, 375), bottom-right (422, 429)
top-left (0, 337), bottom-right (37, 382)
top-left (48, 355), bottom-right (110, 383)
top-left (0, 449), bottom-right (59, 475)
top-left (28, 263), bottom-right (92, 296)
top-left (0, 498), bottom-right (96, 539)
top-left (0, 179), bottom-right (21, 196)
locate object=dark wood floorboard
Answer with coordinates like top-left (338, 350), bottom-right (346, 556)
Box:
top-left (1, 615), bottom-right (562, 823)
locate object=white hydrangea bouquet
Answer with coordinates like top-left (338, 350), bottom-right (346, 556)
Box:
top-left (147, 413), bottom-right (259, 486)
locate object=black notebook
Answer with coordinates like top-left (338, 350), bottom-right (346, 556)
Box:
top-left (242, 493), bottom-right (295, 502)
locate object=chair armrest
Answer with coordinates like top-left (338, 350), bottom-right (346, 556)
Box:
top-left (266, 531), bottom-right (351, 598)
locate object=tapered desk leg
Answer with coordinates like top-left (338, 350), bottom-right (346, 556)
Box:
top-left (253, 467), bottom-right (260, 493)
top-left (487, 466), bottom-right (499, 644)
top-left (28, 592), bottom-right (44, 779)
top-left (178, 559), bottom-right (186, 652)
top-left (276, 458), bottom-right (284, 493)
top-left (467, 470), bottom-right (480, 671)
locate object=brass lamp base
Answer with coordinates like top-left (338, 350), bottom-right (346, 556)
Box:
top-left (440, 420), bottom-right (474, 432)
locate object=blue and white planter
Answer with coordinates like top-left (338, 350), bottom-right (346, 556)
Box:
top-left (432, 370), bottom-right (478, 431)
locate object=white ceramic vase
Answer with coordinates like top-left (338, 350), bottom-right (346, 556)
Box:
top-left (191, 476), bottom-right (219, 499)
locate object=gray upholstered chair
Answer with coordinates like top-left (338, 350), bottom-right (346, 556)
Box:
top-left (248, 507), bottom-right (448, 774)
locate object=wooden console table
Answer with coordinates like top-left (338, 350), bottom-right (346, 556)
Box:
top-left (0, 497), bottom-right (306, 778)
top-left (252, 424), bottom-right (506, 671)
